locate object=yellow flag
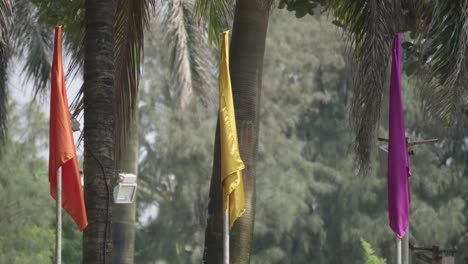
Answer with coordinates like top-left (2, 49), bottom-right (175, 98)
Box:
top-left (219, 31), bottom-right (246, 229)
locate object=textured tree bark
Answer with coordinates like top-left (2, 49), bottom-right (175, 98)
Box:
top-left (203, 120), bottom-right (223, 263)
top-left (229, 2), bottom-right (269, 262)
top-left (112, 116), bottom-right (138, 264)
top-left (82, 0), bottom-right (115, 263)
top-left (0, 45), bottom-right (7, 143)
top-left (203, 0), bottom-right (270, 263)
top-left (0, 0), bottom-right (10, 143)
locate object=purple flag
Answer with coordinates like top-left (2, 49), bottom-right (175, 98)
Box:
top-left (388, 33), bottom-right (411, 239)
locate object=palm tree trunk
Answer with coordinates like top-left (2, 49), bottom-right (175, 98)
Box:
top-left (0, 0), bottom-right (13, 144)
top-left (112, 115), bottom-right (138, 264)
top-left (203, 1), bottom-right (270, 263)
top-left (82, 0), bottom-right (115, 263)
top-left (0, 44), bottom-right (7, 143)
top-left (0, 0), bottom-right (10, 143)
top-left (203, 120), bottom-right (223, 263)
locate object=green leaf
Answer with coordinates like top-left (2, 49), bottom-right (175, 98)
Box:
top-left (278, 1), bottom-right (286, 9)
top-left (295, 7), bottom-right (309, 18)
top-left (332, 20), bottom-right (343, 28)
top-left (401, 41), bottom-right (413, 50)
top-left (405, 61), bottom-right (418, 76)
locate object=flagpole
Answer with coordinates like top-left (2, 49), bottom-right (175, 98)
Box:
top-left (402, 228), bottom-right (409, 264)
top-left (397, 237), bottom-right (402, 264)
top-left (224, 196), bottom-right (229, 264)
top-left (56, 167), bottom-right (62, 264)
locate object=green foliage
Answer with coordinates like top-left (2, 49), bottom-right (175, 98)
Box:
top-left (361, 238), bottom-right (386, 264)
top-left (278, 0), bottom-right (325, 18)
top-left (7, 2), bottom-right (464, 263)
top-left (134, 23), bottom-right (216, 263)
top-left (136, 101), bottom-right (215, 263)
top-left (0, 103), bottom-right (54, 263)
top-left (61, 214), bottom-right (83, 263)
top-left (251, 12), bottom-right (349, 263)
top-left (194, 0), bottom-right (235, 46)
top-left (32, 0), bottom-right (83, 32)
top-left (7, 0), bottom-right (83, 98)
top-left (135, 8), bottom-right (467, 264)
top-left (281, 0), bottom-right (468, 169)
top-left (4, 2), bottom-right (466, 263)
top-left (0, 102), bottom-right (83, 263)
top-left (415, 1), bottom-right (468, 124)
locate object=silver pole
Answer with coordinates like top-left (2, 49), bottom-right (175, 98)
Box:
top-left (224, 196), bottom-right (229, 264)
top-left (56, 168), bottom-right (62, 264)
top-left (397, 237), bottom-right (402, 264)
top-left (402, 229), bottom-right (409, 264)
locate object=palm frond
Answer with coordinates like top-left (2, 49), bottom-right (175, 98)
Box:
top-left (162, 0), bottom-right (216, 109)
top-left (61, 0), bottom-right (85, 85)
top-left (71, 0), bottom-right (155, 146)
top-left (194, 0), bottom-right (276, 45)
top-left (0, 0), bottom-right (13, 143)
top-left (6, 0), bottom-right (85, 103)
top-left (114, 0), bottom-right (155, 144)
top-left (21, 25), bottom-right (53, 97)
top-left (0, 0), bottom-right (13, 29)
top-left (328, 0), bottom-right (402, 173)
top-left (193, 0), bottom-right (234, 46)
top-left (417, 0), bottom-right (468, 124)
top-left (10, 0), bottom-right (53, 96)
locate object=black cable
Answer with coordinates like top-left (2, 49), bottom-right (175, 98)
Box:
top-left (85, 144), bottom-right (111, 264)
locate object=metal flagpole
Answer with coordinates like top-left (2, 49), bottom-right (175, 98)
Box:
top-left (402, 228), bottom-right (409, 264)
top-left (379, 137), bottom-right (438, 264)
top-left (397, 237), bottom-right (402, 264)
top-left (56, 167), bottom-right (62, 264)
top-left (224, 196), bottom-right (229, 264)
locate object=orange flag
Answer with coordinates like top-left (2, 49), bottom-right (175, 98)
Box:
top-left (49, 26), bottom-right (88, 231)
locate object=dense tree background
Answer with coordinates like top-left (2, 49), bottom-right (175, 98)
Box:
top-left (133, 10), bottom-right (467, 264)
top-left (1, 7), bottom-right (466, 264)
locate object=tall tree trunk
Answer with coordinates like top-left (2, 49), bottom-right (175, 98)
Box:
top-left (203, 1), bottom-right (270, 263)
top-left (0, 0), bottom-right (11, 144)
top-left (112, 115), bottom-right (138, 264)
top-left (203, 120), bottom-right (223, 263)
top-left (0, 44), bottom-right (7, 143)
top-left (82, 0), bottom-right (115, 263)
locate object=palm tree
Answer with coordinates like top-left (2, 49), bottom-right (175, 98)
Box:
top-left (25, 0), bottom-right (156, 262)
top-left (2, 0), bottom-right (210, 261)
top-left (0, 0), bottom-right (54, 143)
top-left (0, 0), bottom-right (84, 144)
top-left (112, 115), bottom-right (138, 264)
top-left (320, 0), bottom-right (468, 172)
top-left (0, 0), bottom-right (12, 144)
top-left (327, 1), bottom-right (402, 173)
top-left (81, 0), bottom-right (116, 262)
top-left (279, 0), bottom-right (468, 171)
top-left (109, 0), bottom-right (468, 261)
top-left (164, 0), bottom-right (216, 110)
top-left (112, 0), bottom-right (215, 262)
top-left (0, 0), bottom-right (111, 261)
top-left (111, 0), bottom-right (155, 262)
top-left (196, 0), bottom-right (274, 262)
top-left (197, 0), bottom-right (468, 261)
